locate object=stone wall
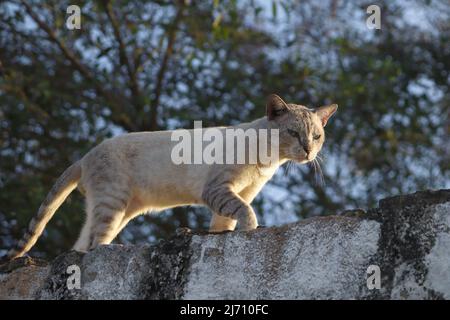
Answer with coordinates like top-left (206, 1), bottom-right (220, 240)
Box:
top-left (1, 189), bottom-right (449, 300)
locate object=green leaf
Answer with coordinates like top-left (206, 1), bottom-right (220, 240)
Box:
top-left (272, 1), bottom-right (278, 19)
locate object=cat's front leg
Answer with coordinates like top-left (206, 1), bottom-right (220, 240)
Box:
top-left (202, 186), bottom-right (258, 231)
top-left (209, 213), bottom-right (237, 232)
top-left (234, 204), bottom-right (258, 231)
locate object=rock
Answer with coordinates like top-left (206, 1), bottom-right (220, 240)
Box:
top-left (0, 189), bottom-right (449, 300)
top-left (0, 257), bottom-right (49, 299)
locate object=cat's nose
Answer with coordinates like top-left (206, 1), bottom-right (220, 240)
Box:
top-left (303, 145), bottom-right (311, 156)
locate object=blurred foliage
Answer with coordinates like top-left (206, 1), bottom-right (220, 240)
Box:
top-left (0, 0), bottom-right (449, 258)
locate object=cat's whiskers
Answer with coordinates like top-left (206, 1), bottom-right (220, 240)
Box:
top-left (313, 158), bottom-right (325, 186)
top-left (316, 153), bottom-right (324, 163)
top-left (310, 159), bottom-right (318, 184)
top-left (286, 160), bottom-right (296, 176)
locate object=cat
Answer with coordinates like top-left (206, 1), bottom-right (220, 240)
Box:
top-left (5, 94), bottom-right (337, 260)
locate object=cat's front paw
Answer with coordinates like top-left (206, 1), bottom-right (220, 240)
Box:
top-left (238, 214), bottom-right (258, 231)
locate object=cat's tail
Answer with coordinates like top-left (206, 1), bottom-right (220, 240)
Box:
top-left (6, 161), bottom-right (82, 260)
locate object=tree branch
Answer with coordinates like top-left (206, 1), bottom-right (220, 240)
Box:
top-left (0, 58), bottom-right (50, 121)
top-left (149, 2), bottom-right (185, 130)
top-left (19, 0), bottom-right (137, 131)
top-left (104, 1), bottom-right (142, 108)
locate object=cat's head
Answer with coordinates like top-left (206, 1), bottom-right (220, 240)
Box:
top-left (266, 94), bottom-right (337, 164)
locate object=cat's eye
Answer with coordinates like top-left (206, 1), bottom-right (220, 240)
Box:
top-left (313, 134), bottom-right (321, 140)
top-left (287, 129), bottom-right (299, 137)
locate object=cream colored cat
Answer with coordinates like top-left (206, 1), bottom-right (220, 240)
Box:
top-left (6, 94), bottom-right (337, 260)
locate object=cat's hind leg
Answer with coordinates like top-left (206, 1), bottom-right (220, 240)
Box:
top-left (87, 190), bottom-right (130, 250)
top-left (110, 209), bottom-right (143, 239)
top-left (112, 201), bottom-right (150, 238)
top-left (73, 213), bottom-right (93, 252)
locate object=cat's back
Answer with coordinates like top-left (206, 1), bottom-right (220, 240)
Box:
top-left (86, 130), bottom-right (173, 155)
top-left (79, 131), bottom-right (172, 173)
top-left (82, 129), bottom-right (211, 182)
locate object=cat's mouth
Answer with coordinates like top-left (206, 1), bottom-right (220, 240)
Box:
top-left (285, 147), bottom-right (314, 163)
top-left (292, 152), bottom-right (314, 164)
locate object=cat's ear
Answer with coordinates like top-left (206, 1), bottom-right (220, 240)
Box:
top-left (266, 94), bottom-right (289, 120)
top-left (316, 104), bottom-right (338, 127)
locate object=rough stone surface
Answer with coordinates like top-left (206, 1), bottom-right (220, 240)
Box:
top-left (184, 217), bottom-right (380, 299)
top-left (0, 258), bottom-right (49, 299)
top-left (0, 189), bottom-right (449, 300)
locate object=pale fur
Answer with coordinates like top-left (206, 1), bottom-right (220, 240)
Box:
top-left (6, 94), bottom-right (337, 259)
